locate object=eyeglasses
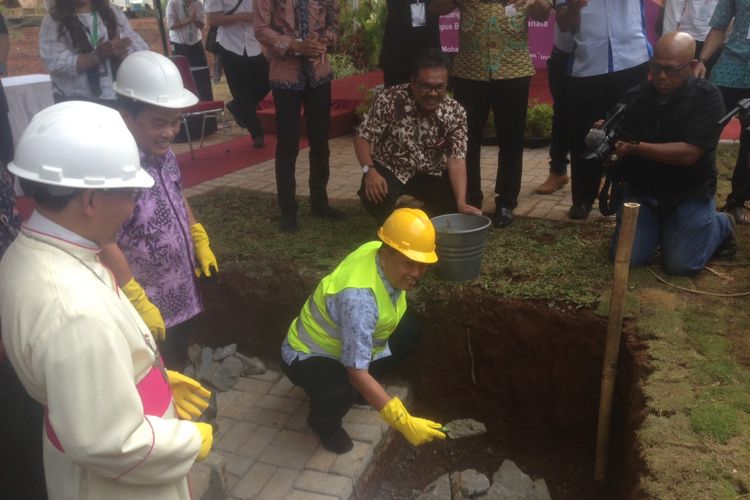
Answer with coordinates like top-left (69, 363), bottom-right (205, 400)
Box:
top-left (100, 188), bottom-right (143, 202)
top-left (414, 80), bottom-right (448, 94)
top-left (648, 61), bottom-right (691, 76)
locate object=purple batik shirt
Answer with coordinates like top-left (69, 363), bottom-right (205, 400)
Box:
top-left (117, 149), bottom-right (202, 328)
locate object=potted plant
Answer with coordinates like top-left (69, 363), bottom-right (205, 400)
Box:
top-left (524, 100), bottom-right (553, 148)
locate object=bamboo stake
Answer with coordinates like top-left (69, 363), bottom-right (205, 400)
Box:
top-left (594, 202), bottom-right (640, 482)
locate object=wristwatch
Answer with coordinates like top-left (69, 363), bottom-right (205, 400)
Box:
top-left (361, 164), bottom-right (371, 174)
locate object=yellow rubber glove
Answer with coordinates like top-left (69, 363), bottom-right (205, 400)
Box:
top-left (122, 278), bottom-right (166, 341)
top-left (190, 223), bottom-right (218, 278)
top-left (379, 397), bottom-right (446, 446)
top-left (194, 422), bottom-right (213, 461)
top-left (167, 370), bottom-right (211, 420)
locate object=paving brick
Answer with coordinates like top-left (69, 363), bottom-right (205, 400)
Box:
top-left (294, 470), bottom-right (354, 499)
top-left (329, 441), bottom-right (373, 479)
top-left (234, 377), bottom-right (274, 395)
top-left (342, 407), bottom-right (382, 426)
top-left (248, 368), bottom-right (283, 383)
top-left (216, 451), bottom-right (255, 477)
top-left (215, 421), bottom-right (257, 453)
top-left (286, 489), bottom-right (339, 500)
top-left (285, 401), bottom-right (310, 432)
top-left (305, 447), bottom-right (338, 473)
top-left (214, 417), bottom-right (238, 442)
top-left (230, 462), bottom-right (276, 500)
top-left (242, 406), bottom-right (292, 428)
top-left (225, 472), bottom-right (241, 493)
top-left (287, 386), bottom-right (309, 401)
top-left (269, 376), bottom-right (296, 397)
top-left (220, 393), bottom-right (262, 420)
top-left (255, 394), bottom-right (303, 414)
top-left (256, 467), bottom-right (300, 500)
top-left (274, 429), bottom-right (320, 452)
top-left (256, 444), bottom-right (314, 470)
top-left (236, 426), bottom-right (279, 459)
top-left (217, 389), bottom-right (243, 408)
top-left (341, 421), bottom-right (382, 444)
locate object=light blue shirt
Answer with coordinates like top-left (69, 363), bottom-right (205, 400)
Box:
top-left (281, 255), bottom-right (401, 369)
top-left (558, 0), bottom-right (652, 77)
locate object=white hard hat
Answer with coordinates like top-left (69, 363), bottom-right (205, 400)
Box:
top-left (8, 101), bottom-right (154, 190)
top-left (114, 51), bottom-right (198, 108)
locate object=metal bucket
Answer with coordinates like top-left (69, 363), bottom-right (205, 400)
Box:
top-left (430, 213), bottom-right (492, 282)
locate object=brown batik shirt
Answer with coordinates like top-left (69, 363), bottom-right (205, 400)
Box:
top-left (357, 83), bottom-right (468, 184)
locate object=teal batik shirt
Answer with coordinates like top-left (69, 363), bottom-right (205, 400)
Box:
top-left (710, 0), bottom-right (750, 88)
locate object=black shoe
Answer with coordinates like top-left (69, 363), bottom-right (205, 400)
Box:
top-left (316, 427), bottom-right (353, 454)
top-left (311, 205), bottom-right (346, 221)
top-left (279, 212), bottom-right (297, 233)
top-left (253, 136), bottom-right (265, 148)
top-left (569, 203), bottom-right (592, 220)
top-left (713, 212), bottom-right (738, 259)
top-left (493, 207), bottom-right (513, 228)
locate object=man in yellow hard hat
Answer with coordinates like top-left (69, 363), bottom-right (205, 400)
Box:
top-left (281, 208), bottom-right (447, 453)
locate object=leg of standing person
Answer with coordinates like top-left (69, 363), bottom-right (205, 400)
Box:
top-left (452, 78), bottom-right (491, 210)
top-left (185, 40), bottom-right (208, 68)
top-left (536, 47), bottom-right (571, 194)
top-left (248, 53), bottom-right (270, 147)
top-left (159, 317), bottom-right (197, 371)
top-left (172, 42), bottom-right (189, 59)
top-left (719, 86), bottom-right (750, 223)
top-left (383, 70), bottom-right (410, 88)
top-left (220, 47), bottom-right (265, 143)
top-left (358, 163), bottom-right (407, 225)
top-left (273, 87), bottom-right (303, 231)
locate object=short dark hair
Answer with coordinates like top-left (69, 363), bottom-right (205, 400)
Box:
top-left (411, 49), bottom-right (451, 79)
top-left (19, 178), bottom-right (82, 211)
top-left (117, 96), bottom-right (150, 118)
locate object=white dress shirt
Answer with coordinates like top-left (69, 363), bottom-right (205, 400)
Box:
top-left (167, 0), bottom-right (205, 45)
top-left (205, 0), bottom-right (261, 56)
top-left (663, 0), bottom-right (719, 41)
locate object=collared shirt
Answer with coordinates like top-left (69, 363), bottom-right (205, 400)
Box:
top-left (619, 76), bottom-right (724, 210)
top-left (117, 149), bottom-right (201, 328)
top-left (281, 254), bottom-right (399, 368)
top-left (663, 0), bottom-right (719, 40)
top-left (452, 0), bottom-right (540, 81)
top-left (558, 0), bottom-right (651, 78)
top-left (709, 0), bottom-right (750, 88)
top-left (206, 0), bottom-right (261, 56)
top-left (167, 0), bottom-right (206, 46)
top-left (379, 0), bottom-right (441, 74)
top-left (253, 0), bottom-right (339, 90)
top-left (39, 7), bottom-right (148, 100)
top-left (357, 83), bottom-right (468, 184)
top-left (25, 211), bottom-right (96, 248)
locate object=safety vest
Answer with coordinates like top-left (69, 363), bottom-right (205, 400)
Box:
top-left (287, 241), bottom-right (406, 360)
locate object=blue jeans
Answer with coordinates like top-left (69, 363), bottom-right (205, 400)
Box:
top-left (609, 194), bottom-right (732, 276)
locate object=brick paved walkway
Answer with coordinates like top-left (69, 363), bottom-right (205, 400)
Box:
top-left (183, 136), bottom-right (605, 500)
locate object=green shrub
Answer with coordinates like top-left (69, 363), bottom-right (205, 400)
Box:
top-left (329, 53), bottom-right (359, 79)
top-left (334, 0), bottom-right (386, 72)
top-left (525, 100), bottom-right (553, 139)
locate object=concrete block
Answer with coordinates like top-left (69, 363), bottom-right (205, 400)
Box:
top-left (341, 421), bottom-right (382, 444)
top-left (329, 441), bottom-right (373, 479)
top-left (215, 421), bottom-right (257, 453)
top-left (269, 376), bottom-right (296, 397)
top-left (255, 394), bottom-right (303, 414)
top-left (256, 444), bottom-right (314, 470)
top-left (305, 447), bottom-right (338, 473)
top-left (236, 426), bottom-right (278, 459)
top-left (256, 467), bottom-right (300, 500)
top-left (274, 429), bottom-right (320, 452)
top-left (294, 470), bottom-right (354, 499)
top-left (342, 407), bottom-right (382, 426)
top-left (230, 462), bottom-right (276, 500)
top-left (235, 377), bottom-right (274, 395)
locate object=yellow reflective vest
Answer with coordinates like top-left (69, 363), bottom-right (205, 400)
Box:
top-left (287, 241), bottom-right (406, 360)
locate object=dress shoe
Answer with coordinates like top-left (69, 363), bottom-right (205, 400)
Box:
top-left (730, 206), bottom-right (750, 225)
top-left (311, 204), bottom-right (346, 221)
top-left (535, 173), bottom-right (569, 194)
top-left (253, 136), bottom-right (265, 148)
top-left (279, 212), bottom-right (297, 233)
top-left (494, 207), bottom-right (513, 228)
top-left (569, 203), bottom-right (592, 220)
top-left (713, 212), bottom-right (738, 259)
top-left (315, 427), bottom-right (353, 454)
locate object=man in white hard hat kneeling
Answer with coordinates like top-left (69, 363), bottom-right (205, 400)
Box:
top-left (0, 101), bottom-right (213, 500)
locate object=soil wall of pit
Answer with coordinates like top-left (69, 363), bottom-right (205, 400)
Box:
top-left (193, 264), bottom-right (647, 499)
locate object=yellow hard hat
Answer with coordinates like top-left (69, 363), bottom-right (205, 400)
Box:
top-left (378, 208), bottom-right (438, 264)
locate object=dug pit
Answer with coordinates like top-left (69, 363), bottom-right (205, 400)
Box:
top-left (192, 265), bottom-right (646, 499)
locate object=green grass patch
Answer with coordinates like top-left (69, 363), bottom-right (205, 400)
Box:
top-left (690, 402), bottom-right (740, 443)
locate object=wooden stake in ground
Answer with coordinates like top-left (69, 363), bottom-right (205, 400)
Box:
top-left (594, 202), bottom-right (640, 482)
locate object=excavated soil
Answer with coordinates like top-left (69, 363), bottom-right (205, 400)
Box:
top-left (192, 264), bottom-right (647, 500)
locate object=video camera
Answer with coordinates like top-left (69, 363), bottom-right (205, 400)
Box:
top-left (583, 103), bottom-right (629, 162)
top-left (719, 98), bottom-right (750, 127)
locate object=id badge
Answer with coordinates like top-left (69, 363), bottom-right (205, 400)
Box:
top-left (505, 4), bottom-right (517, 18)
top-left (411, 2), bottom-right (426, 27)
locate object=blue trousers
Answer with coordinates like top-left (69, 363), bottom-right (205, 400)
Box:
top-left (609, 194), bottom-right (732, 276)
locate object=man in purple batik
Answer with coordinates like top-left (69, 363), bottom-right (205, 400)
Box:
top-left (100, 51), bottom-right (219, 370)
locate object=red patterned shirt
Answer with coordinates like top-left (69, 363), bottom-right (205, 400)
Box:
top-left (357, 84), bottom-right (468, 184)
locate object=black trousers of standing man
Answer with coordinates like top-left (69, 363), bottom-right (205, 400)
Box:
top-left (218, 46), bottom-right (270, 141)
top-left (281, 309), bottom-right (422, 436)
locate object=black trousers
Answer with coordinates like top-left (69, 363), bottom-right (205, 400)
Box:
top-left (568, 63), bottom-right (649, 206)
top-left (547, 47), bottom-right (572, 176)
top-left (281, 309), bottom-right (422, 434)
top-left (383, 70), bottom-right (410, 88)
top-left (158, 316), bottom-right (197, 371)
top-left (358, 163), bottom-right (456, 225)
top-left (219, 47), bottom-right (270, 140)
top-left (453, 76), bottom-right (531, 209)
top-left (171, 40), bottom-right (208, 68)
top-left (272, 83), bottom-right (332, 214)
top-left (719, 86), bottom-right (750, 210)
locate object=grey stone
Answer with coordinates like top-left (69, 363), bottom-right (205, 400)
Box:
top-left (204, 362), bottom-right (239, 392)
top-left (480, 482), bottom-right (515, 499)
top-left (491, 460), bottom-right (535, 498)
top-left (532, 479), bottom-right (551, 500)
top-left (213, 344), bottom-right (237, 361)
top-left (183, 364), bottom-right (196, 378)
top-left (443, 418), bottom-right (487, 439)
top-left (236, 353), bottom-right (266, 376)
top-left (189, 453), bottom-right (228, 500)
top-left (415, 474), bottom-right (451, 500)
top-left (197, 347), bottom-right (214, 380)
top-left (450, 469), bottom-right (490, 498)
top-left (222, 356), bottom-right (245, 378)
top-left (188, 343), bottom-right (202, 365)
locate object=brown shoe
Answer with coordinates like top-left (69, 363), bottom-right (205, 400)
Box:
top-left (730, 206), bottom-right (750, 225)
top-left (535, 173), bottom-right (569, 194)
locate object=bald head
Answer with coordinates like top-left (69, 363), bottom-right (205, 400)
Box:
top-left (654, 32), bottom-right (696, 65)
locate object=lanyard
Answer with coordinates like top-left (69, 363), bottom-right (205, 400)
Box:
top-left (89, 12), bottom-right (98, 47)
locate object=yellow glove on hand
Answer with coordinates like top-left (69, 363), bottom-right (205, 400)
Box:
top-left (193, 422), bottom-right (213, 461)
top-left (190, 223), bottom-right (218, 278)
top-left (379, 397), bottom-right (446, 446)
top-left (167, 370), bottom-right (211, 420)
top-left (122, 278), bottom-right (166, 341)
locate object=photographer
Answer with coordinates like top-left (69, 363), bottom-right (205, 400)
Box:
top-left (608, 32), bottom-right (735, 276)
